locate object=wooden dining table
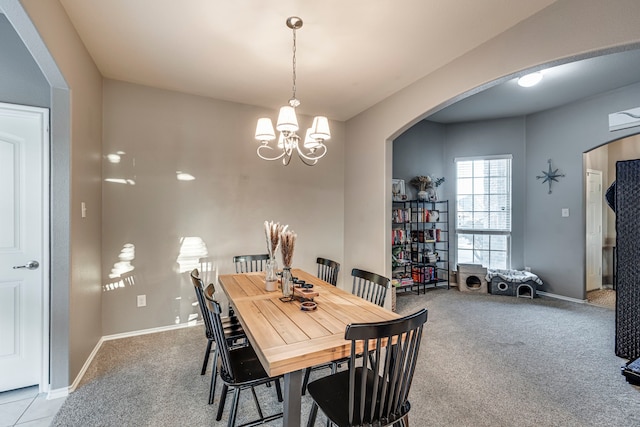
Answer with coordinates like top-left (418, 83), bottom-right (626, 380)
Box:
top-left (217, 268), bottom-right (399, 427)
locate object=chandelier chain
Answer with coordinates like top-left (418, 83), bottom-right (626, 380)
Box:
top-left (291, 27), bottom-right (297, 103)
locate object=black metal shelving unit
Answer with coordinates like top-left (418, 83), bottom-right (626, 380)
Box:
top-left (392, 199), bottom-right (449, 294)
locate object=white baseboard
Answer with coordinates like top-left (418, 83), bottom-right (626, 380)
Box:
top-left (68, 336), bottom-right (105, 393)
top-left (69, 321), bottom-right (199, 393)
top-left (538, 291), bottom-right (587, 304)
top-left (101, 320), bottom-right (199, 342)
top-left (47, 387), bottom-right (69, 400)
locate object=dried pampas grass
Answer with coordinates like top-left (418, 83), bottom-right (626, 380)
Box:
top-left (280, 230), bottom-right (297, 267)
top-left (264, 221), bottom-right (287, 259)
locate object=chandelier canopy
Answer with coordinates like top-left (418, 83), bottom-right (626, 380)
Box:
top-left (254, 16), bottom-right (330, 166)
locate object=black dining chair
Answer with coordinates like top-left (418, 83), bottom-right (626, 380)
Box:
top-left (302, 266), bottom-right (388, 397)
top-left (351, 268), bottom-right (389, 308)
top-left (306, 308), bottom-right (428, 427)
top-left (233, 253), bottom-right (270, 273)
top-left (190, 269), bottom-right (245, 404)
top-left (316, 257), bottom-right (340, 286)
top-left (203, 287), bottom-right (284, 427)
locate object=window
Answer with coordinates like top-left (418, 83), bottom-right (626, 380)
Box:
top-left (455, 156), bottom-right (512, 269)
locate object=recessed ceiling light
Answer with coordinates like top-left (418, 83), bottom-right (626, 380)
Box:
top-left (518, 72), bottom-right (543, 87)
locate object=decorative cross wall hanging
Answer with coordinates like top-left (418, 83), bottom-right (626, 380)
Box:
top-left (536, 159), bottom-right (565, 194)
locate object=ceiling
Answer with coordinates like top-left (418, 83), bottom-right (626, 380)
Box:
top-left (428, 48), bottom-right (640, 124)
top-left (57, 0), bottom-right (559, 121)
top-left (49, 1), bottom-right (640, 125)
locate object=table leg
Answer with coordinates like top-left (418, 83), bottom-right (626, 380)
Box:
top-left (283, 369), bottom-right (303, 427)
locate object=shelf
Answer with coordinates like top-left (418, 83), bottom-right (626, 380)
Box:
top-left (391, 199), bottom-right (450, 296)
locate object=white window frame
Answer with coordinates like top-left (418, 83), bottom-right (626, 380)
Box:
top-left (455, 155), bottom-right (512, 269)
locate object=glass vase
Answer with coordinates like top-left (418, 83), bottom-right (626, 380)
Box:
top-left (265, 258), bottom-right (278, 292)
top-left (281, 267), bottom-right (293, 298)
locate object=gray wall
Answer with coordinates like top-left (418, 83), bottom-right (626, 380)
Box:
top-left (392, 120), bottom-right (446, 200)
top-left (394, 117), bottom-right (526, 270)
top-left (394, 81), bottom-right (640, 301)
top-left (526, 81), bottom-right (640, 300)
top-left (0, 14), bottom-right (49, 107)
top-left (443, 118), bottom-right (527, 271)
top-left (101, 79), bottom-right (345, 335)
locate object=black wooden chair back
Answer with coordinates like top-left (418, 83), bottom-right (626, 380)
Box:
top-left (232, 254), bottom-right (270, 273)
top-left (306, 309), bottom-right (428, 427)
top-left (203, 286), bottom-right (283, 426)
top-left (317, 257), bottom-right (340, 286)
top-left (190, 269), bottom-right (214, 342)
top-left (351, 268), bottom-right (389, 307)
top-left (204, 287), bottom-right (235, 382)
top-left (345, 308), bottom-right (427, 425)
top-left (191, 269), bottom-right (245, 405)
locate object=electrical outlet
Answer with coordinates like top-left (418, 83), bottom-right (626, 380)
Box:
top-left (137, 294), bottom-right (146, 307)
top-left (561, 208), bottom-right (569, 217)
top-left (525, 266), bottom-right (531, 272)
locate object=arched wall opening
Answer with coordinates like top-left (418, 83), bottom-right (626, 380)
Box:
top-left (390, 47), bottom-right (640, 303)
top-left (345, 1), bottom-right (640, 310)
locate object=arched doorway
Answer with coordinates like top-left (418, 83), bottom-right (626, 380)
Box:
top-left (391, 48), bottom-right (640, 302)
top-left (584, 133), bottom-right (640, 308)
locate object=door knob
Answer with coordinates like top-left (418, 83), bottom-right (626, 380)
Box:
top-left (13, 260), bottom-right (40, 270)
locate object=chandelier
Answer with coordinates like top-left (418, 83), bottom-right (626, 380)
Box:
top-left (254, 16), bottom-right (331, 166)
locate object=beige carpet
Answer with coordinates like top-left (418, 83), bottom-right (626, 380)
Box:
top-left (587, 288), bottom-right (616, 309)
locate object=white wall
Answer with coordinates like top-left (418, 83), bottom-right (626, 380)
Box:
top-left (101, 80), bottom-right (345, 334)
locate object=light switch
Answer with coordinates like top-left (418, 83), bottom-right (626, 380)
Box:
top-left (561, 208), bottom-right (569, 217)
top-left (81, 202), bottom-right (87, 218)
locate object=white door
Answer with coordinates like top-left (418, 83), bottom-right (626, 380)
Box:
top-left (586, 169), bottom-right (603, 292)
top-left (0, 103), bottom-right (48, 392)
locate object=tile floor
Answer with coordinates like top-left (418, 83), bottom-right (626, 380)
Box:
top-left (0, 386), bottom-right (65, 427)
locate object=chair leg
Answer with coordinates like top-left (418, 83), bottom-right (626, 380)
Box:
top-left (228, 388), bottom-right (241, 427)
top-left (208, 347), bottom-right (219, 404)
top-left (250, 386), bottom-right (264, 419)
top-left (274, 378), bottom-right (283, 402)
top-left (201, 339), bottom-right (213, 375)
top-left (216, 384), bottom-right (228, 421)
top-left (301, 367), bottom-right (312, 395)
top-left (307, 402), bottom-right (318, 427)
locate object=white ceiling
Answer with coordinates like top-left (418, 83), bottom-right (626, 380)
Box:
top-left (58, 0), bottom-right (559, 121)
